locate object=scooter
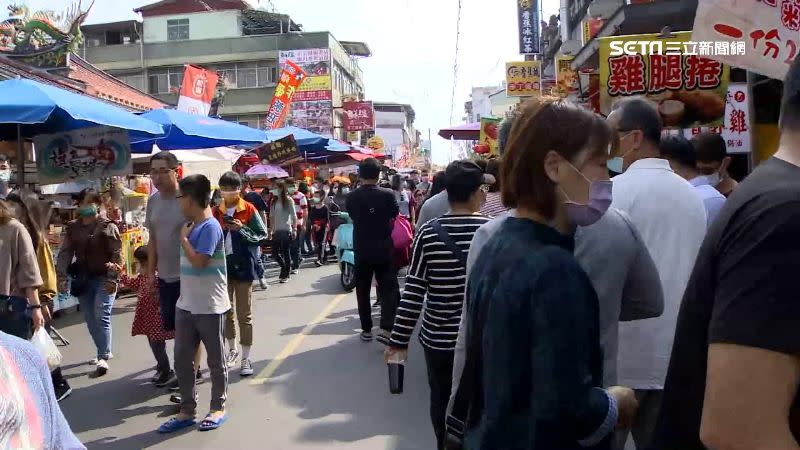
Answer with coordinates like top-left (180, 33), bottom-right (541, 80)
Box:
top-left (332, 212), bottom-right (356, 291)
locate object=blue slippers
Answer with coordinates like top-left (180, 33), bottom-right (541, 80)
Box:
top-left (198, 412), bottom-right (227, 431)
top-left (157, 417), bottom-right (196, 434)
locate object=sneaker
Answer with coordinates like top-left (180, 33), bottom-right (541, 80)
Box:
top-left (150, 371), bottom-right (162, 383)
top-left (154, 370), bottom-right (177, 387)
top-left (372, 300), bottom-right (381, 309)
top-left (279, 277), bottom-right (289, 284)
top-left (258, 278), bottom-right (268, 290)
top-left (314, 260), bottom-right (323, 267)
top-left (166, 377), bottom-right (180, 391)
top-left (54, 382), bottom-right (72, 402)
top-left (225, 349), bottom-right (239, 368)
top-left (240, 359), bottom-right (254, 377)
top-left (96, 359), bottom-right (109, 377)
top-left (291, 269), bottom-right (299, 275)
top-left (90, 352), bottom-right (113, 364)
top-left (360, 331), bottom-right (373, 342)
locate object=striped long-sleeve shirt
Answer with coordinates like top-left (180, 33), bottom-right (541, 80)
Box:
top-left (389, 214), bottom-right (491, 351)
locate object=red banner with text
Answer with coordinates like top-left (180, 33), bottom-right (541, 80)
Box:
top-left (264, 60), bottom-right (307, 129)
top-left (343, 101), bottom-right (375, 132)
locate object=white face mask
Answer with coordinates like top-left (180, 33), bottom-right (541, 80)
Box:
top-left (705, 172), bottom-right (721, 186)
top-left (0, 169), bottom-right (10, 182)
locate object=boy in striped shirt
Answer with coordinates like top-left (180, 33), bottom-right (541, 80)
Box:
top-left (159, 174), bottom-right (230, 433)
top-left (385, 160), bottom-right (494, 449)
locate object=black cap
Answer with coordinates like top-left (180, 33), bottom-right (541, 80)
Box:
top-left (445, 160), bottom-right (496, 191)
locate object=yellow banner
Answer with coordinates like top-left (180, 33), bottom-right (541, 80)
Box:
top-left (599, 31), bottom-right (730, 128)
top-left (298, 75), bottom-right (331, 92)
top-left (480, 118), bottom-right (502, 156)
top-left (506, 61), bottom-right (541, 97)
top-left (555, 55), bottom-right (578, 98)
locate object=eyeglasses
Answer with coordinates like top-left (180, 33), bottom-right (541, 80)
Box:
top-left (150, 168), bottom-right (175, 176)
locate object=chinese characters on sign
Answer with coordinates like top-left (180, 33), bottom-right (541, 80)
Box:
top-left (555, 55), bottom-right (579, 97)
top-left (278, 48), bottom-right (333, 135)
top-left (661, 83), bottom-right (752, 153)
top-left (256, 134), bottom-right (299, 164)
top-left (599, 32), bottom-right (730, 129)
top-left (34, 126), bottom-right (133, 184)
top-left (608, 40), bottom-right (747, 57)
top-left (342, 101), bottom-right (375, 132)
top-left (506, 61), bottom-right (542, 97)
top-left (517, 0), bottom-right (541, 54)
top-left (264, 60), bottom-right (306, 129)
top-left (177, 64), bottom-right (219, 116)
top-left (692, 0), bottom-right (797, 80)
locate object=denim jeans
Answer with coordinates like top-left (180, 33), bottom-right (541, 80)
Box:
top-left (77, 277), bottom-right (116, 360)
top-left (290, 227), bottom-right (303, 270)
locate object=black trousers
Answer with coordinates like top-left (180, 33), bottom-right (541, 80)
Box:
top-left (354, 258), bottom-right (399, 332)
top-left (313, 229), bottom-right (327, 262)
top-left (424, 347), bottom-right (455, 450)
top-left (272, 230), bottom-right (292, 279)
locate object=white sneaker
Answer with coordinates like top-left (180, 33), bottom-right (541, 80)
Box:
top-left (96, 359), bottom-right (109, 376)
top-left (240, 359), bottom-right (254, 377)
top-left (90, 352), bottom-right (113, 364)
top-left (225, 349), bottom-right (239, 368)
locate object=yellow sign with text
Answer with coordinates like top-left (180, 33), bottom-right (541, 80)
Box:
top-left (506, 61), bottom-right (541, 97)
top-left (298, 75), bottom-right (331, 92)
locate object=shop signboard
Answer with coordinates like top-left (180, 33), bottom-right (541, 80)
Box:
top-left (692, 0), bottom-right (798, 81)
top-left (582, 17), bottom-right (605, 47)
top-left (34, 126), bottom-right (133, 184)
top-left (293, 90), bottom-right (332, 102)
top-left (343, 101), bottom-right (375, 132)
top-left (256, 134), bottom-right (299, 164)
top-left (506, 60), bottom-right (542, 97)
top-left (367, 135), bottom-right (385, 153)
top-left (479, 118), bottom-right (502, 156)
top-left (683, 82), bottom-right (752, 154)
top-left (555, 55), bottom-right (579, 97)
top-left (517, 0), bottom-right (541, 54)
top-left (279, 48), bottom-right (332, 93)
top-left (599, 31), bottom-right (730, 129)
top-left (177, 64), bottom-right (219, 116)
top-left (264, 59), bottom-right (307, 129)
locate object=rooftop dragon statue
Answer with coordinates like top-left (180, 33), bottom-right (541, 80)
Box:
top-left (0, 1), bottom-right (94, 63)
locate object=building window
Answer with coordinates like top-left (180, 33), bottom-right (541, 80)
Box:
top-left (221, 115), bottom-right (263, 129)
top-left (167, 18), bottom-right (190, 41)
top-left (105, 30), bottom-right (122, 45)
top-left (148, 67), bottom-right (185, 94)
top-left (214, 61), bottom-right (277, 89)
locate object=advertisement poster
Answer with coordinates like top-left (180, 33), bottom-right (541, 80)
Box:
top-left (367, 135), bottom-right (385, 153)
top-left (176, 64), bottom-right (219, 116)
top-left (479, 118), bottom-right (502, 156)
top-left (692, 0), bottom-right (797, 81)
top-left (506, 61), bottom-right (542, 97)
top-left (287, 100), bottom-right (333, 137)
top-left (279, 48), bottom-right (331, 93)
top-left (343, 101), bottom-right (375, 132)
top-left (599, 31), bottom-right (730, 129)
top-left (555, 55), bottom-right (579, 97)
top-left (35, 126), bottom-right (132, 184)
top-left (517, 0), bottom-right (541, 54)
top-left (256, 134), bottom-right (299, 164)
top-left (682, 82), bottom-right (752, 154)
top-left (582, 17), bottom-right (605, 46)
top-left (264, 60), bottom-right (307, 129)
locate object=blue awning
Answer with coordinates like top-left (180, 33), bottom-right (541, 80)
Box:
top-left (131, 109), bottom-right (268, 152)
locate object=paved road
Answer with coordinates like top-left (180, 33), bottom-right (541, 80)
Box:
top-left (55, 261), bottom-right (435, 449)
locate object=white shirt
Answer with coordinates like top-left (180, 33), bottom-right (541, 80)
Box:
top-left (224, 206), bottom-right (235, 255)
top-left (611, 158), bottom-right (707, 390)
top-left (689, 176), bottom-right (727, 228)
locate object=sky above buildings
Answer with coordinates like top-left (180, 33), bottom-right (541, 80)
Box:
top-left (4, 0), bottom-right (559, 164)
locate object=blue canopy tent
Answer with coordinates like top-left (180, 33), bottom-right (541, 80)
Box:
top-left (0, 78), bottom-right (165, 184)
top-left (131, 109), bottom-right (269, 152)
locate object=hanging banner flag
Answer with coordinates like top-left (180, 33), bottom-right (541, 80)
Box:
top-left (176, 64), bottom-right (219, 116)
top-left (599, 31), bottom-right (730, 129)
top-left (264, 60), bottom-right (307, 130)
top-left (517, 0), bottom-right (541, 54)
top-left (691, 0), bottom-right (797, 81)
top-left (34, 126), bottom-right (132, 184)
top-left (479, 117), bottom-right (502, 156)
top-left (343, 101), bottom-right (375, 132)
top-left (555, 55), bottom-right (579, 97)
top-left (506, 60), bottom-right (542, 97)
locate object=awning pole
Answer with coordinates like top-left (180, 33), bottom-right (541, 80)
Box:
top-left (16, 124), bottom-right (24, 186)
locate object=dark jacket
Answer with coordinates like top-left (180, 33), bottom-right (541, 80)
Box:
top-left (213, 198), bottom-right (268, 282)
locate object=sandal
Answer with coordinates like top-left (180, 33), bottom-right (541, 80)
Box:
top-left (198, 412), bottom-right (227, 431)
top-left (157, 417), bottom-right (196, 434)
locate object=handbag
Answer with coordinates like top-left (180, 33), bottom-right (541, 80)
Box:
top-left (0, 295), bottom-right (33, 340)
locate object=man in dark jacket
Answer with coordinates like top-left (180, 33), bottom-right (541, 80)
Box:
top-left (347, 158), bottom-right (400, 343)
top-left (213, 172), bottom-right (267, 377)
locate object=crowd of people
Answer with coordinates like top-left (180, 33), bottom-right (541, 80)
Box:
top-left (0, 57), bottom-right (798, 449)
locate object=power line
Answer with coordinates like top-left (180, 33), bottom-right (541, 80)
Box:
top-left (448, 0), bottom-right (463, 127)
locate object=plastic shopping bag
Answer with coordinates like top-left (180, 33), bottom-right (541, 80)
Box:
top-left (30, 328), bottom-right (62, 370)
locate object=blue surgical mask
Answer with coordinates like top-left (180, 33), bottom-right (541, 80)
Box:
top-left (287, 187), bottom-right (297, 194)
top-left (607, 157), bottom-right (624, 174)
top-left (77, 204), bottom-right (98, 217)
